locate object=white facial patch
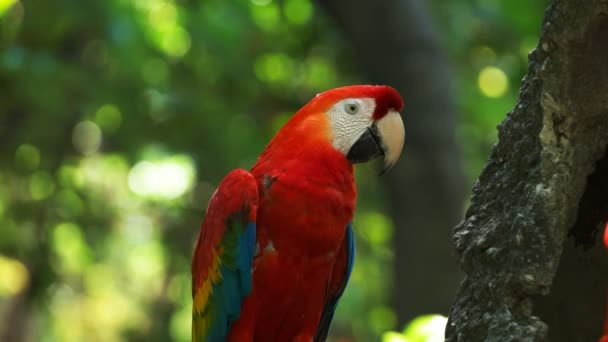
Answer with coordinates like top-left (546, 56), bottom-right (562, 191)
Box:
top-left (326, 97), bottom-right (376, 155)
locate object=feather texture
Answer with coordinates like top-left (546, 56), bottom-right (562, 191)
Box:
top-left (314, 223), bottom-right (356, 341)
top-left (191, 169), bottom-right (258, 342)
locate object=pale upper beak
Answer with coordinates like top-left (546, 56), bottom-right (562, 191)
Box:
top-left (377, 110), bottom-right (405, 173)
top-left (346, 109), bottom-right (405, 174)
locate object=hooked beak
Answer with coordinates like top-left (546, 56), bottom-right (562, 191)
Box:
top-left (346, 110), bottom-right (405, 174)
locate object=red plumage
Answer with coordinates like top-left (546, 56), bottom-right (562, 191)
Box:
top-left (231, 87), bottom-right (359, 341)
top-left (192, 85), bottom-right (404, 341)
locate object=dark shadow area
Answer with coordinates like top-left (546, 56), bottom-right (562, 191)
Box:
top-left (534, 151), bottom-right (608, 341)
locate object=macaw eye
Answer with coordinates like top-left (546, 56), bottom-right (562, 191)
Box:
top-left (344, 102), bottom-right (360, 115)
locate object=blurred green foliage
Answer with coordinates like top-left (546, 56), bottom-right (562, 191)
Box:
top-left (383, 314), bottom-right (447, 342)
top-left (0, 0), bottom-right (545, 341)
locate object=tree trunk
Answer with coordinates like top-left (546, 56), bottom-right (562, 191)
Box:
top-left (447, 0), bottom-right (608, 341)
top-left (319, 0), bottom-right (467, 325)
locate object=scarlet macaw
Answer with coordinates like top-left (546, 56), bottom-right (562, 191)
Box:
top-left (191, 85), bottom-right (405, 341)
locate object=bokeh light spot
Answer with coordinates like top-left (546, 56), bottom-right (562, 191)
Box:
top-left (15, 143), bottom-right (40, 170)
top-left (81, 289), bottom-right (142, 339)
top-left (382, 314), bottom-right (448, 342)
top-left (73, 121), bottom-right (102, 155)
top-left (148, 1), bottom-right (177, 25)
top-left (128, 154), bottom-right (196, 200)
top-left (382, 331), bottom-right (408, 342)
top-left (30, 170), bottom-right (55, 200)
top-left (136, 0), bottom-right (190, 58)
top-left (126, 241), bottom-right (165, 298)
top-left (254, 53), bottom-right (293, 83)
top-left (283, 0), bottom-right (312, 25)
top-left (160, 26), bottom-right (191, 58)
top-left (0, 0), bottom-right (17, 17)
top-left (250, 2), bottom-right (280, 31)
top-left (305, 57), bottom-right (337, 89)
top-left (52, 222), bottom-right (92, 274)
top-left (57, 165), bottom-right (85, 188)
top-left (95, 104), bottom-right (122, 133)
top-left (403, 314), bottom-right (448, 342)
top-left (0, 255), bottom-right (29, 296)
top-left (358, 211), bottom-right (393, 245)
top-left (478, 66), bottom-right (509, 98)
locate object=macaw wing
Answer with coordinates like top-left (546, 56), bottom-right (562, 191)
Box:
top-left (314, 223), bottom-right (356, 342)
top-left (191, 169), bottom-right (258, 342)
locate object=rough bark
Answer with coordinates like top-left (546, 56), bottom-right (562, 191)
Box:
top-left (319, 0), bottom-right (467, 324)
top-left (447, 0), bottom-right (608, 341)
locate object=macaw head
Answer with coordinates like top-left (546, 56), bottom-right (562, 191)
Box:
top-left (273, 85), bottom-right (405, 173)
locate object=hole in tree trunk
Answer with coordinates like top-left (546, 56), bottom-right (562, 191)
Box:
top-left (534, 150), bottom-right (608, 342)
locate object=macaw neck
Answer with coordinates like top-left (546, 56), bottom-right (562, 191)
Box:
top-left (252, 136), bottom-right (356, 192)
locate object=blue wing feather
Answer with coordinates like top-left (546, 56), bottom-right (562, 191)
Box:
top-left (238, 222), bottom-right (256, 296)
top-left (314, 223), bottom-right (356, 341)
top-left (191, 169), bottom-right (258, 342)
top-left (204, 221), bottom-right (256, 341)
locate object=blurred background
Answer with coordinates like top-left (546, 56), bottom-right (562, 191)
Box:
top-left (0, 0), bottom-right (548, 341)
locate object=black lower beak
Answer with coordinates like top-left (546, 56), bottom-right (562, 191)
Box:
top-left (346, 124), bottom-right (385, 164)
